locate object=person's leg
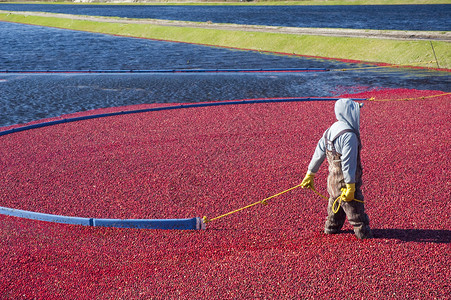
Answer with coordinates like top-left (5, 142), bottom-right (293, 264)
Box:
top-left (342, 200), bottom-right (373, 239)
top-left (324, 197), bottom-right (346, 234)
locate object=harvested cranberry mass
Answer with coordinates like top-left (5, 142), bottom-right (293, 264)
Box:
top-left (0, 88), bottom-right (449, 298)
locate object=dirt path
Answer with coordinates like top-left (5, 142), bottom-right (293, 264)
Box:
top-left (2, 10), bottom-right (450, 41)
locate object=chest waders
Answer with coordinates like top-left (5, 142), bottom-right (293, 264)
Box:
top-left (324, 128), bottom-right (373, 239)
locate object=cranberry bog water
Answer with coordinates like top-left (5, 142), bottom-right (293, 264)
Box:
top-left (0, 88), bottom-right (449, 298)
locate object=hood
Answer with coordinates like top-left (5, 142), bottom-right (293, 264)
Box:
top-left (334, 98), bottom-right (361, 134)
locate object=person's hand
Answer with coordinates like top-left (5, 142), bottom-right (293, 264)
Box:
top-left (340, 183), bottom-right (355, 201)
top-left (300, 172), bottom-right (315, 190)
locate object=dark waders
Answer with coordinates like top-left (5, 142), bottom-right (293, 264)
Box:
top-left (324, 129), bottom-right (373, 239)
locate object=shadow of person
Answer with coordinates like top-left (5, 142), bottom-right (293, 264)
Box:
top-left (372, 229), bottom-right (450, 244)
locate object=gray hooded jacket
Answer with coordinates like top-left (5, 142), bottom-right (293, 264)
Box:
top-left (307, 99), bottom-right (361, 184)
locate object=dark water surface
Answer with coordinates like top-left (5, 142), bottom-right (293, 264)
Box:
top-left (0, 22), bottom-right (449, 127)
top-left (0, 3), bottom-right (450, 31)
top-left (1, 22), bottom-right (331, 71)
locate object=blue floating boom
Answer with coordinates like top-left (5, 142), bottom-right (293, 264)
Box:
top-left (0, 97), bottom-right (367, 137)
top-left (0, 206), bottom-right (205, 230)
top-left (0, 68), bottom-right (329, 74)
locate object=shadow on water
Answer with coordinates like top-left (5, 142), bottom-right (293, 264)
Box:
top-left (372, 229), bottom-right (451, 244)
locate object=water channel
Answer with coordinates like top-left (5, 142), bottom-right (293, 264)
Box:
top-left (0, 14), bottom-right (449, 127)
top-left (0, 3), bottom-right (450, 31)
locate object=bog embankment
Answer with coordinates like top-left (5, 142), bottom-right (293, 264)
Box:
top-left (0, 10), bottom-right (449, 70)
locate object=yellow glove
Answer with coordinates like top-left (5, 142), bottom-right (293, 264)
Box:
top-left (300, 172), bottom-right (315, 190)
top-left (340, 183), bottom-right (355, 201)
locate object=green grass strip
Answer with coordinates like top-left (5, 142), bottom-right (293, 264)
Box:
top-left (0, 12), bottom-right (449, 69)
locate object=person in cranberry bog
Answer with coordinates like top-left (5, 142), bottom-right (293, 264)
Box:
top-left (300, 98), bottom-right (373, 239)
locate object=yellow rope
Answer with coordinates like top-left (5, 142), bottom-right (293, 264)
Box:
top-left (368, 92), bottom-right (451, 102)
top-left (310, 187), bottom-right (329, 201)
top-left (202, 183), bottom-right (367, 224)
top-left (202, 184), bottom-right (302, 224)
top-left (310, 187), bottom-right (364, 214)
